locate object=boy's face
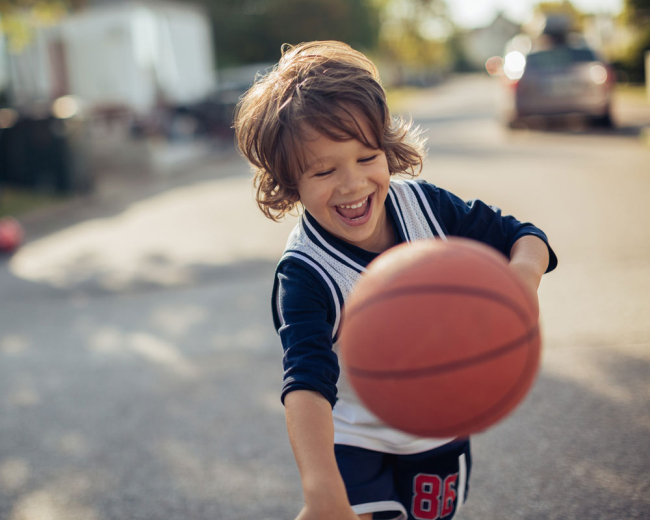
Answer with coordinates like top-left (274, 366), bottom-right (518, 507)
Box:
top-left (296, 119), bottom-right (392, 253)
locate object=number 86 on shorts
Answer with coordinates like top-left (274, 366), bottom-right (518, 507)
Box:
top-left (411, 472), bottom-right (459, 520)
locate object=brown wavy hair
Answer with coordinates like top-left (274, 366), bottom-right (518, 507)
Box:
top-left (234, 40), bottom-right (425, 221)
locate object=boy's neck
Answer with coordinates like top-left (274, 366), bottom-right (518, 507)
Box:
top-left (367, 208), bottom-right (396, 254)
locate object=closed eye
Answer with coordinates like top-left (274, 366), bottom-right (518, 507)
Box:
top-left (358, 155), bottom-right (378, 163)
top-left (314, 169), bottom-right (334, 177)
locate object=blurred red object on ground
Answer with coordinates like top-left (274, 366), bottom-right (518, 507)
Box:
top-left (0, 217), bottom-right (24, 253)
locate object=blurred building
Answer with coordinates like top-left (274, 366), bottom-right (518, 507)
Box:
top-left (461, 13), bottom-right (521, 71)
top-left (4, 0), bottom-right (216, 114)
top-left (0, 1), bottom-right (221, 194)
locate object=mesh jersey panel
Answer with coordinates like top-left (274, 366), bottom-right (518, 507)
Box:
top-left (390, 180), bottom-right (437, 240)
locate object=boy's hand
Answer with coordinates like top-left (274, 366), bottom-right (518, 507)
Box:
top-left (508, 262), bottom-right (541, 317)
top-left (285, 391), bottom-right (361, 520)
top-left (296, 478), bottom-right (361, 520)
top-left (508, 235), bottom-right (549, 318)
top-left (508, 261), bottom-right (542, 295)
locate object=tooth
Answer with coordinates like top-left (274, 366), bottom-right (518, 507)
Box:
top-left (339, 197), bottom-right (368, 210)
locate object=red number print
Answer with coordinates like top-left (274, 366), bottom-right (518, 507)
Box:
top-left (440, 473), bottom-right (458, 517)
top-left (411, 472), bottom-right (459, 520)
top-left (412, 474), bottom-right (442, 519)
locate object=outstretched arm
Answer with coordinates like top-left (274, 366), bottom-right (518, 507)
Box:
top-left (285, 390), bottom-right (361, 520)
top-left (508, 235), bottom-right (550, 309)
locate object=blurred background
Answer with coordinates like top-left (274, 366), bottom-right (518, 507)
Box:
top-left (0, 0), bottom-right (649, 204)
top-left (0, 1), bottom-right (649, 520)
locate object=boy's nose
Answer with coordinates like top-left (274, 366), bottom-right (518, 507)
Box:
top-left (338, 167), bottom-right (367, 194)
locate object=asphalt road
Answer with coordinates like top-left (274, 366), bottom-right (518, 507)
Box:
top-left (1, 75), bottom-right (649, 520)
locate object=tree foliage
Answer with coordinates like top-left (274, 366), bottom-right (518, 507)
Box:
top-left (617, 0), bottom-right (650, 82)
top-left (183, 0), bottom-right (379, 67)
top-left (0, 0), bottom-right (70, 52)
top-left (1, 0), bottom-right (456, 77)
top-left (186, 0), bottom-right (453, 72)
top-left (626, 0), bottom-right (650, 14)
top-left (624, 0), bottom-right (650, 24)
top-left (372, 0), bottom-right (452, 69)
top-left (534, 0), bottom-right (585, 31)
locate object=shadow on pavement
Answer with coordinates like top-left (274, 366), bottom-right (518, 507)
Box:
top-left (15, 144), bottom-right (244, 245)
top-left (0, 254), bottom-right (302, 520)
top-left (2, 301), bottom-right (648, 519)
top-left (460, 345), bottom-right (650, 520)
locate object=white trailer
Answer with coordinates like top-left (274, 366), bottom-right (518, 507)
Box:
top-left (7, 0), bottom-right (216, 114)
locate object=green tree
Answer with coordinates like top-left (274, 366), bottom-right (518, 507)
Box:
top-left (625, 0), bottom-right (650, 19)
top-left (535, 0), bottom-right (585, 30)
top-left (182, 0), bottom-right (379, 68)
top-left (0, 0), bottom-right (72, 52)
top-left (370, 0), bottom-right (453, 81)
top-left (620, 0), bottom-right (650, 82)
top-left (623, 0), bottom-right (650, 25)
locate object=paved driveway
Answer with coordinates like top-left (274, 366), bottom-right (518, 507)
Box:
top-left (1, 75), bottom-right (649, 519)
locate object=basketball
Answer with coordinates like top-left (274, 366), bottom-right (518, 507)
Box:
top-left (339, 237), bottom-right (541, 438)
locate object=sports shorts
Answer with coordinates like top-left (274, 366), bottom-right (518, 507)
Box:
top-left (335, 439), bottom-right (471, 520)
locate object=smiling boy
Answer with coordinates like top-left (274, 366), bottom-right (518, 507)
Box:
top-left (297, 117), bottom-right (394, 253)
top-left (234, 41), bottom-right (557, 520)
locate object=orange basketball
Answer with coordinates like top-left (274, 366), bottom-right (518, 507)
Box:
top-left (339, 237), bottom-right (541, 438)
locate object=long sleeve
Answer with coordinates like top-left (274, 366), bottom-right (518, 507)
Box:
top-left (418, 180), bottom-right (558, 273)
top-left (273, 260), bottom-right (340, 407)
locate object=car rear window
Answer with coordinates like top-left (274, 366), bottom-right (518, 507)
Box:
top-left (526, 48), bottom-right (598, 70)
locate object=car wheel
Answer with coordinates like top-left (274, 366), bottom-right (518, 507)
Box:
top-left (592, 112), bottom-right (613, 128)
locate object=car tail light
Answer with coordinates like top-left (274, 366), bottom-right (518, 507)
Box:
top-left (589, 63), bottom-right (609, 85)
top-left (504, 77), bottom-right (520, 91)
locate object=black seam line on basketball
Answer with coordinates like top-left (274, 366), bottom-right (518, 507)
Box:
top-left (346, 285), bottom-right (531, 326)
top-left (346, 325), bottom-right (539, 380)
top-left (411, 328), bottom-right (540, 437)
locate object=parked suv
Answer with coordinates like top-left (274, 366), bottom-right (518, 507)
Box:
top-left (504, 45), bottom-right (615, 128)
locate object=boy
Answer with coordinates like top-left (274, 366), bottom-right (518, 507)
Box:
top-left (234, 41), bottom-right (557, 520)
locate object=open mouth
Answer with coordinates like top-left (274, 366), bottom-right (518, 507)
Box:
top-left (334, 193), bottom-right (373, 225)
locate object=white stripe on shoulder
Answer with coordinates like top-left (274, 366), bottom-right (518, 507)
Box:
top-left (388, 187), bottom-right (410, 243)
top-left (275, 285), bottom-right (285, 328)
top-left (282, 251), bottom-right (342, 338)
top-left (406, 180), bottom-right (448, 240)
top-left (303, 217), bottom-right (367, 273)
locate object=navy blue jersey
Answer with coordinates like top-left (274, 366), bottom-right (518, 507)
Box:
top-left (272, 179), bottom-right (556, 453)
